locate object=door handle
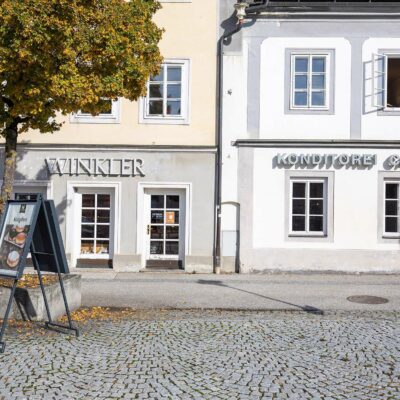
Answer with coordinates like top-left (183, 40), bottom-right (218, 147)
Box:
top-left (147, 225), bottom-right (150, 235)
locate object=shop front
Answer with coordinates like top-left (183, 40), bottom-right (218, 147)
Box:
top-left (9, 145), bottom-right (215, 273)
top-left (231, 140), bottom-right (400, 273)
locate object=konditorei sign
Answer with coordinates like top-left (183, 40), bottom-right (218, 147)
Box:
top-left (276, 153), bottom-right (377, 167)
top-left (46, 158), bottom-right (145, 176)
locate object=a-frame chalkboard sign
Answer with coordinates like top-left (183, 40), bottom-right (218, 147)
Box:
top-left (0, 195), bottom-right (79, 353)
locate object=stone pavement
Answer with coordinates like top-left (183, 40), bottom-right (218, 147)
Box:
top-left (80, 271), bottom-right (400, 311)
top-left (0, 310), bottom-right (399, 399)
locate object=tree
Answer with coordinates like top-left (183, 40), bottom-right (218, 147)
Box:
top-left (0, 0), bottom-right (163, 212)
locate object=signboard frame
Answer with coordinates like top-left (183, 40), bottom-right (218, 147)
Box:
top-left (0, 196), bottom-right (79, 353)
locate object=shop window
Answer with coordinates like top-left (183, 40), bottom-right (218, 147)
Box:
top-left (373, 53), bottom-right (400, 110)
top-left (384, 182), bottom-right (400, 235)
top-left (70, 98), bottom-right (120, 124)
top-left (140, 59), bottom-right (190, 124)
top-left (80, 193), bottom-right (111, 255)
top-left (290, 53), bottom-right (329, 110)
top-left (289, 179), bottom-right (327, 236)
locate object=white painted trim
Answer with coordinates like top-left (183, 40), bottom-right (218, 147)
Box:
top-left (15, 146), bottom-right (216, 153)
top-left (66, 181), bottom-right (121, 268)
top-left (139, 59), bottom-right (191, 125)
top-left (290, 52), bottom-right (330, 111)
top-left (136, 182), bottom-right (192, 269)
top-left (69, 99), bottom-right (121, 124)
top-left (0, 180), bottom-right (53, 199)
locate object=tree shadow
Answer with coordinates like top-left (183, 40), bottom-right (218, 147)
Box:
top-left (197, 279), bottom-right (324, 315)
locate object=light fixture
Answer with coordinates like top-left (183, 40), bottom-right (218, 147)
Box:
top-left (234, 1), bottom-right (248, 23)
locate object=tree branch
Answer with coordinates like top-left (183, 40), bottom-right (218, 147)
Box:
top-left (15, 115), bottom-right (31, 124)
top-left (1, 96), bottom-right (14, 108)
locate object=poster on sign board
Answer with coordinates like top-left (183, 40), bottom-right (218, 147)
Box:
top-left (0, 202), bottom-right (37, 277)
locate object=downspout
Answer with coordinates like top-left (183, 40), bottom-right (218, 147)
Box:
top-left (214, 1), bottom-right (248, 274)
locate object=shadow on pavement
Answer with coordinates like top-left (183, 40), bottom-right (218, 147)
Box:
top-left (197, 279), bottom-right (324, 315)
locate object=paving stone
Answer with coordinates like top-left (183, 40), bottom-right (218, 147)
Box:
top-left (0, 310), bottom-right (398, 399)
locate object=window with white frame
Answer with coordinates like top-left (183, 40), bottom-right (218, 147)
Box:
top-left (70, 98), bottom-right (120, 124)
top-left (291, 53), bottom-right (329, 109)
top-left (373, 53), bottom-right (400, 109)
top-left (80, 193), bottom-right (111, 256)
top-left (141, 60), bottom-right (190, 124)
top-left (383, 181), bottom-right (400, 235)
top-left (290, 179), bottom-right (327, 235)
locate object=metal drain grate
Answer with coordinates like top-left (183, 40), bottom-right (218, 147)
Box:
top-left (347, 295), bottom-right (389, 305)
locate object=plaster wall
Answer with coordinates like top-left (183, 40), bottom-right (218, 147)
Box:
top-left (260, 37), bottom-right (351, 140)
top-left (9, 147), bottom-right (216, 272)
top-left (15, 0), bottom-right (217, 147)
top-left (237, 146), bottom-right (400, 272)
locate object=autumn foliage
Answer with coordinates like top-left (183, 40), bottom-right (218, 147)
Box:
top-left (0, 0), bottom-right (163, 210)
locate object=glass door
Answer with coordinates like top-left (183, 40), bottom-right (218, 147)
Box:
top-left (149, 194), bottom-right (181, 260)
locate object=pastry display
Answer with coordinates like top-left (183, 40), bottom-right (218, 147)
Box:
top-left (15, 232), bottom-right (26, 246)
top-left (6, 251), bottom-right (20, 268)
top-left (15, 225), bottom-right (25, 233)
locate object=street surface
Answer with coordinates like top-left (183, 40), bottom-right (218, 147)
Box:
top-left (0, 310), bottom-right (399, 399)
top-left (80, 272), bottom-right (400, 311)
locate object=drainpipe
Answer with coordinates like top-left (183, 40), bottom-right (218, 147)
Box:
top-left (214, 1), bottom-right (248, 274)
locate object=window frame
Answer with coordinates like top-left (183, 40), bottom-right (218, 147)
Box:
top-left (139, 59), bottom-right (190, 125)
top-left (80, 193), bottom-right (112, 258)
top-left (285, 49), bottom-right (335, 115)
top-left (373, 50), bottom-right (400, 113)
top-left (382, 179), bottom-right (400, 238)
top-left (285, 171), bottom-right (334, 242)
top-left (70, 98), bottom-right (121, 124)
top-left (289, 178), bottom-right (327, 237)
top-left (290, 53), bottom-right (330, 110)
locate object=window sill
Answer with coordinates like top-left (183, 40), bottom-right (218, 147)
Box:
top-left (377, 108), bottom-right (400, 116)
top-left (288, 233), bottom-right (327, 238)
top-left (286, 107), bottom-right (333, 115)
top-left (79, 254), bottom-right (110, 259)
top-left (139, 116), bottom-right (189, 125)
top-left (70, 116), bottom-right (120, 124)
top-left (382, 234), bottom-right (400, 239)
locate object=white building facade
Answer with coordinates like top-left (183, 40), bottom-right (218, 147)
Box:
top-left (220, 0), bottom-right (400, 273)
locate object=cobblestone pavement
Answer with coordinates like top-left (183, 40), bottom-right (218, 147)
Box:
top-left (0, 310), bottom-right (399, 399)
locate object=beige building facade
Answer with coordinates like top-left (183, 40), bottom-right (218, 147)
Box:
top-left (8, 0), bottom-right (218, 272)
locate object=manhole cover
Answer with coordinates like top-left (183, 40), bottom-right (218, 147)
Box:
top-left (347, 295), bottom-right (389, 305)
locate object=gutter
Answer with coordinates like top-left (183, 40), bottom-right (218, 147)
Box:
top-left (214, 1), bottom-right (248, 274)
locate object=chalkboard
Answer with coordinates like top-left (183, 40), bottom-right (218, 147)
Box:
top-left (31, 200), bottom-right (69, 274)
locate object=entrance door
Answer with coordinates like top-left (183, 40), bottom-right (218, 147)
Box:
top-left (145, 189), bottom-right (185, 269)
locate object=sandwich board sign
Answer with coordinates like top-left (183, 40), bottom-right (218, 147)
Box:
top-left (0, 196), bottom-right (78, 353)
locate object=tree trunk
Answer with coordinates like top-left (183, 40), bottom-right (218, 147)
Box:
top-left (0, 124), bottom-right (18, 215)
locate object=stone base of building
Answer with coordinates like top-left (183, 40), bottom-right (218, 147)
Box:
top-left (239, 248), bottom-right (400, 273)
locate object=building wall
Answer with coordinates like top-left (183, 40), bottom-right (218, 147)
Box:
top-left (0, 1), bottom-right (218, 273)
top-left (260, 37), bottom-right (351, 140)
top-left (16, 0), bottom-right (218, 147)
top-left (238, 145), bottom-right (400, 273)
top-left (9, 146), bottom-right (216, 272)
top-left (220, 1), bottom-right (400, 272)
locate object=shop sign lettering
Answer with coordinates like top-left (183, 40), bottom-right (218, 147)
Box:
top-left (276, 153), bottom-right (376, 167)
top-left (387, 155), bottom-right (400, 168)
top-left (45, 158), bottom-right (145, 177)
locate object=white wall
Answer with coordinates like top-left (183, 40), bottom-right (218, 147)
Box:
top-left (259, 37), bottom-right (351, 140)
top-left (221, 46), bottom-right (248, 232)
top-left (252, 147), bottom-right (400, 252)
